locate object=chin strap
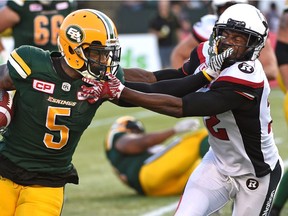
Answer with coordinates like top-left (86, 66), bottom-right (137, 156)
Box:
top-left (77, 69), bottom-right (96, 80)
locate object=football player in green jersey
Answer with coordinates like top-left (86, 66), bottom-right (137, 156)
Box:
top-left (105, 116), bottom-right (209, 196)
top-left (0, 9), bottom-right (122, 216)
top-left (0, 0), bottom-right (77, 52)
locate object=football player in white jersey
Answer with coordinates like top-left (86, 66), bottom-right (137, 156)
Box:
top-left (80, 4), bottom-right (283, 215)
top-left (170, 0), bottom-right (278, 81)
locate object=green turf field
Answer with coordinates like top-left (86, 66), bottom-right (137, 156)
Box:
top-left (61, 88), bottom-right (288, 216)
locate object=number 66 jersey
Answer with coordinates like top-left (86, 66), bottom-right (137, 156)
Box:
top-left (6, 0), bottom-right (76, 51)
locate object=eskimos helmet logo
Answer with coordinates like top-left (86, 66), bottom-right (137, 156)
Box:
top-left (66, 25), bottom-right (84, 43)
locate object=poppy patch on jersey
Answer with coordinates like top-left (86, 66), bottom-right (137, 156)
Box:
top-left (246, 178), bottom-right (259, 190)
top-left (29, 3), bottom-right (43, 12)
top-left (56, 2), bottom-right (69, 10)
top-left (238, 63), bottom-right (254, 74)
top-left (33, 79), bottom-right (55, 94)
top-left (66, 26), bottom-right (84, 43)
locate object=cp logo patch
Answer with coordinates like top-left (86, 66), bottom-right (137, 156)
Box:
top-left (238, 62), bottom-right (254, 74)
top-left (246, 178), bottom-right (259, 190)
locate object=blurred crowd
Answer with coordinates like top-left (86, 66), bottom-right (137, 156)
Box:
top-left (0, 0), bottom-right (283, 68)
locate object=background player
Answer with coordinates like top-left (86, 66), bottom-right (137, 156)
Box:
top-left (105, 116), bottom-right (209, 196)
top-left (0, 0), bottom-right (77, 52)
top-left (170, 0), bottom-right (278, 81)
top-left (271, 1), bottom-right (288, 215)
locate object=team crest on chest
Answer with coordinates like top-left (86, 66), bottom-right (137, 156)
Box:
top-left (62, 82), bottom-right (71, 92)
top-left (238, 63), bottom-right (254, 74)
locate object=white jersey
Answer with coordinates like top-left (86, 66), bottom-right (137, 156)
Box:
top-left (207, 62), bottom-right (278, 177)
top-left (193, 41), bottom-right (280, 177)
top-left (175, 40), bottom-right (283, 216)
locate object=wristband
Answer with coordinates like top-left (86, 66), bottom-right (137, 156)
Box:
top-left (202, 69), bottom-right (213, 82)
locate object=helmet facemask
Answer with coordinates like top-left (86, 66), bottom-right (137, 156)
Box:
top-left (74, 40), bottom-right (121, 80)
top-left (213, 18), bottom-right (267, 67)
top-left (212, 3), bottom-right (269, 69)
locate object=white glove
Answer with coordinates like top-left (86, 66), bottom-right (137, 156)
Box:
top-left (203, 36), bottom-right (233, 80)
top-left (173, 119), bottom-right (200, 134)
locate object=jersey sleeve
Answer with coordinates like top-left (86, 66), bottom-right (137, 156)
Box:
top-left (6, 0), bottom-right (24, 15)
top-left (153, 68), bottom-right (186, 81)
top-left (116, 65), bottom-right (125, 84)
top-left (126, 71), bottom-right (210, 97)
top-left (105, 131), bottom-right (125, 152)
top-left (7, 45), bottom-right (52, 82)
top-left (182, 78), bottom-right (258, 117)
top-left (181, 45), bottom-right (202, 75)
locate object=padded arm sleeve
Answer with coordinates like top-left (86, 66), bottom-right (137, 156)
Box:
top-left (153, 68), bottom-right (186, 81)
top-left (125, 72), bottom-right (210, 97)
top-left (182, 88), bottom-right (254, 117)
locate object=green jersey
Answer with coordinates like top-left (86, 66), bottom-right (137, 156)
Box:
top-left (105, 131), bottom-right (152, 194)
top-left (7, 0), bottom-right (76, 51)
top-left (1, 45), bottom-right (105, 181)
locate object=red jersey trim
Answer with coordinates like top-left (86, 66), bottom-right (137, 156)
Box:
top-left (181, 60), bottom-right (190, 76)
top-left (216, 76), bottom-right (264, 89)
top-left (197, 43), bottom-right (206, 64)
top-left (234, 91), bottom-right (255, 100)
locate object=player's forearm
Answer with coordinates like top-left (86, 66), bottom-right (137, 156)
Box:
top-left (0, 6), bottom-right (20, 33)
top-left (0, 64), bottom-right (15, 90)
top-left (120, 88), bottom-right (183, 118)
top-left (123, 68), bottom-right (157, 83)
top-left (262, 62), bottom-right (278, 81)
top-left (170, 43), bottom-right (190, 69)
top-left (142, 130), bottom-right (175, 147)
top-left (259, 40), bottom-right (277, 81)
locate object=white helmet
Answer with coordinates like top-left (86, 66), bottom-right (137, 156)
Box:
top-left (212, 0), bottom-right (248, 7)
top-left (213, 3), bottom-right (268, 62)
top-left (212, 0), bottom-right (248, 16)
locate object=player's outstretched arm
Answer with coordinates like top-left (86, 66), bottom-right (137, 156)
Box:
top-left (0, 64), bottom-right (15, 90)
top-left (0, 6), bottom-right (20, 33)
top-left (123, 68), bottom-right (157, 83)
top-left (116, 118), bottom-right (200, 154)
top-left (170, 34), bottom-right (198, 69)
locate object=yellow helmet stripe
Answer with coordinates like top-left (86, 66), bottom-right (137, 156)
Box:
top-left (8, 50), bottom-right (31, 79)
